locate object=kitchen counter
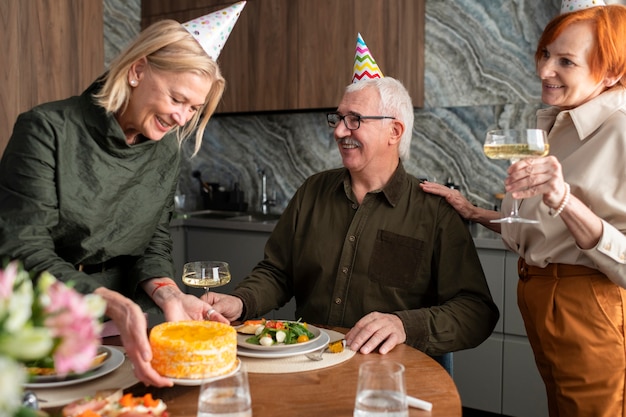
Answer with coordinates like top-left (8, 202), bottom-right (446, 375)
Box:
top-left (171, 215), bottom-right (277, 233)
top-left (470, 224), bottom-right (506, 250)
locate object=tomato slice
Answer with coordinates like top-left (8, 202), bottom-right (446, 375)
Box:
top-left (264, 320), bottom-right (285, 330)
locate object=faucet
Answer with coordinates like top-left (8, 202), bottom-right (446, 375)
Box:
top-left (259, 169), bottom-right (276, 214)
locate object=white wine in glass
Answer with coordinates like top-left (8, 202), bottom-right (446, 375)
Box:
top-left (182, 261), bottom-right (231, 297)
top-left (484, 129), bottom-right (549, 224)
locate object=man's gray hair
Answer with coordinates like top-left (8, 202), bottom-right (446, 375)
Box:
top-left (345, 77), bottom-right (414, 160)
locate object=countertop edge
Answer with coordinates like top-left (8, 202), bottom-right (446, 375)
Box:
top-left (170, 217), bottom-right (506, 249)
top-left (170, 216), bottom-right (277, 233)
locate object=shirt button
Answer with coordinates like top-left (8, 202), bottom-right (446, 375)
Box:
top-left (342, 267), bottom-right (348, 274)
top-left (352, 203), bottom-right (358, 210)
top-left (334, 298), bottom-right (342, 305)
top-left (348, 235), bottom-right (355, 242)
top-left (604, 243), bottom-right (612, 251)
top-left (620, 253), bottom-right (626, 261)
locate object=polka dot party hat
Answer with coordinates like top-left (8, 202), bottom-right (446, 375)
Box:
top-left (561, 0), bottom-right (605, 14)
top-left (352, 33), bottom-right (384, 83)
top-left (182, 1), bottom-right (246, 60)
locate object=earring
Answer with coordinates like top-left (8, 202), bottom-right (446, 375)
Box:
top-left (130, 79), bottom-right (138, 87)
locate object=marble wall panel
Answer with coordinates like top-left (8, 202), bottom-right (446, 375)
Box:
top-left (424, 0), bottom-right (559, 107)
top-left (104, 0), bottom-right (565, 214)
top-left (103, 0), bottom-right (140, 67)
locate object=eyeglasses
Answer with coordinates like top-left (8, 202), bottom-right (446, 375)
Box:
top-left (327, 112), bottom-right (396, 130)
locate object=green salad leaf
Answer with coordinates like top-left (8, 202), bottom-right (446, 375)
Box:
top-left (245, 319), bottom-right (315, 346)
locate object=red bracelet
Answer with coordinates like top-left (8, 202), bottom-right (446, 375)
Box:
top-left (150, 282), bottom-right (177, 298)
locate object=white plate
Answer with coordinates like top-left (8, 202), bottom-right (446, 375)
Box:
top-left (236, 322), bottom-right (322, 351)
top-left (28, 346), bottom-right (111, 383)
top-left (171, 359), bottom-right (241, 386)
top-left (23, 346), bottom-right (124, 388)
top-left (237, 330), bottom-right (330, 359)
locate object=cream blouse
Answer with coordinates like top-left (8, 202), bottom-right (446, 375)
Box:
top-left (501, 88), bottom-right (626, 286)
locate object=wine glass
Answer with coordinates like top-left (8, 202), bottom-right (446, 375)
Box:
top-left (182, 261), bottom-right (231, 298)
top-left (484, 129), bottom-right (549, 224)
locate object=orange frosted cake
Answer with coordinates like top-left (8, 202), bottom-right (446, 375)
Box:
top-left (150, 321), bottom-right (237, 379)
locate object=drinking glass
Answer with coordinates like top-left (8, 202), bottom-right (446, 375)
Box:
top-left (354, 361), bottom-right (408, 417)
top-left (484, 129), bottom-right (549, 224)
top-left (182, 261), bottom-right (231, 298)
top-left (197, 365), bottom-right (251, 417)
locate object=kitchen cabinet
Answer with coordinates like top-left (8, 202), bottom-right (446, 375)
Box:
top-left (0, 0), bottom-right (104, 155)
top-left (502, 336), bottom-right (548, 417)
top-left (453, 246), bottom-right (548, 417)
top-left (141, 0), bottom-right (425, 112)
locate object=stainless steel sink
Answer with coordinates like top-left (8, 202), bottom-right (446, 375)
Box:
top-left (185, 209), bottom-right (281, 223)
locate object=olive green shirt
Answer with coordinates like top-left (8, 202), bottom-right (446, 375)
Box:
top-left (0, 80), bottom-right (179, 310)
top-left (233, 163), bottom-right (499, 355)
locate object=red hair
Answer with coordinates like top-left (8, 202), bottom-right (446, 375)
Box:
top-left (535, 5), bottom-right (626, 88)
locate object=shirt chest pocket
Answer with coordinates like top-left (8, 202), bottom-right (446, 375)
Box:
top-left (368, 230), bottom-right (425, 288)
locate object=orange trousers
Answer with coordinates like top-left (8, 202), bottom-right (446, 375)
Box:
top-left (518, 258), bottom-right (626, 417)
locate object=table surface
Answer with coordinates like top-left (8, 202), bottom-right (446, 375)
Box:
top-left (126, 327), bottom-right (462, 417)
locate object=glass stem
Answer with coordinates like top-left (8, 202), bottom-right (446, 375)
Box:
top-left (510, 157), bottom-right (520, 218)
top-left (511, 199), bottom-right (521, 218)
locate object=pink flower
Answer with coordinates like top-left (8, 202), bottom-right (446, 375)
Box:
top-left (43, 280), bottom-right (102, 376)
top-left (0, 262), bottom-right (17, 300)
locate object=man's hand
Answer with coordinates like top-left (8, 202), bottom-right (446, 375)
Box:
top-left (345, 312), bottom-right (406, 354)
top-left (203, 292), bottom-right (245, 323)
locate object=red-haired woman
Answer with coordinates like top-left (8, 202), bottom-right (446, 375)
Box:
top-left (421, 5), bottom-right (626, 416)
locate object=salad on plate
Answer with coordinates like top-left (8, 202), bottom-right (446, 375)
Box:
top-left (239, 319), bottom-right (316, 347)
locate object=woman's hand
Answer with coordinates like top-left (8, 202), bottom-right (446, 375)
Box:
top-left (93, 287), bottom-right (173, 387)
top-left (506, 155), bottom-right (602, 249)
top-left (144, 278), bottom-right (229, 324)
top-left (420, 181), bottom-right (502, 232)
top-left (419, 181), bottom-right (477, 220)
top-left (505, 156), bottom-right (566, 209)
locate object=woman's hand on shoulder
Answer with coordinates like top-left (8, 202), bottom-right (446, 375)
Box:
top-left (420, 181), bottom-right (477, 220)
top-left (420, 180), bottom-right (502, 233)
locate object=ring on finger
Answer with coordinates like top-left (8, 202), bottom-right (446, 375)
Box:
top-left (206, 308), bottom-right (216, 320)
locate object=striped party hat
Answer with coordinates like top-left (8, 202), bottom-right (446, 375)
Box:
top-left (182, 1), bottom-right (246, 61)
top-left (561, 0), bottom-right (605, 13)
top-left (352, 33), bottom-right (384, 83)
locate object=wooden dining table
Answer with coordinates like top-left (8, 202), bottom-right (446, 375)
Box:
top-left (121, 326), bottom-right (462, 417)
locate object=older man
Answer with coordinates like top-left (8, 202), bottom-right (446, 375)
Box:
top-left (208, 76), bottom-right (498, 359)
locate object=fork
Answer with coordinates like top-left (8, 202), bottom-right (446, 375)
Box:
top-left (305, 338), bottom-right (347, 361)
top-left (305, 344), bottom-right (327, 361)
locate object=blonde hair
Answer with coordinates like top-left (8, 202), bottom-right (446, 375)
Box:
top-left (94, 20), bottom-right (225, 155)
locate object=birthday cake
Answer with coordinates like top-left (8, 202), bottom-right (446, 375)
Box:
top-left (150, 321), bottom-right (237, 379)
